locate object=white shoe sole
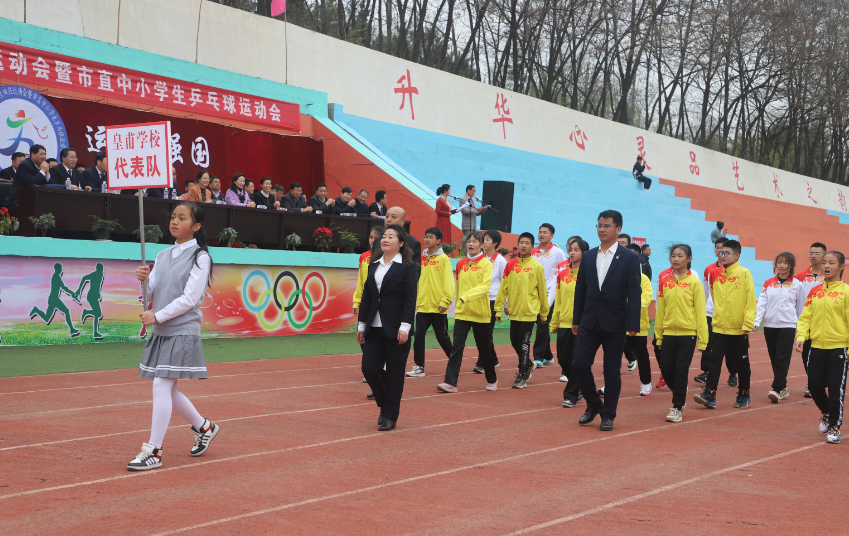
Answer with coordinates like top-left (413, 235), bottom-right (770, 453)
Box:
top-left (559, 376), bottom-right (568, 382)
top-left (127, 460), bottom-right (162, 471)
top-left (768, 391), bottom-right (779, 403)
top-left (666, 415), bottom-right (682, 422)
top-left (406, 372), bottom-right (425, 377)
top-left (436, 384), bottom-right (458, 393)
top-left (191, 424), bottom-right (219, 457)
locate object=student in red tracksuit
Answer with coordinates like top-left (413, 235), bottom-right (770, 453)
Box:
top-left (754, 252), bottom-right (806, 403)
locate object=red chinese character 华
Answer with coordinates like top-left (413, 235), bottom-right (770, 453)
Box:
top-left (394, 69), bottom-right (419, 120)
top-left (493, 93), bottom-right (513, 139)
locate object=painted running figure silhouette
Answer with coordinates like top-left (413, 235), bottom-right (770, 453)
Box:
top-left (30, 262), bottom-right (80, 336)
top-left (76, 263), bottom-right (105, 340)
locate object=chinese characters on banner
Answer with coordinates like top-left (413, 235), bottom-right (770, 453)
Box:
top-left (106, 121), bottom-right (172, 190)
top-left (493, 92), bottom-right (513, 139)
top-left (635, 137), bottom-right (652, 170)
top-left (688, 151), bottom-right (700, 176)
top-left (0, 42), bottom-right (300, 131)
top-left (732, 161), bottom-right (744, 191)
top-left (569, 125), bottom-right (588, 150)
top-left (394, 69), bottom-right (418, 120)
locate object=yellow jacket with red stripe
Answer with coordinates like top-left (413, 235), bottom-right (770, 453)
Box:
top-left (454, 253), bottom-right (493, 322)
top-left (417, 251), bottom-right (456, 313)
top-left (796, 281), bottom-right (849, 349)
top-left (632, 273), bottom-right (653, 336)
top-left (710, 262), bottom-right (757, 335)
top-left (550, 263), bottom-right (578, 331)
top-left (494, 255), bottom-right (549, 322)
top-left (654, 272), bottom-right (709, 350)
top-left (352, 250), bottom-right (371, 308)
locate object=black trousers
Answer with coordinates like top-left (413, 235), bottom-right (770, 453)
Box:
top-left (706, 333), bottom-right (750, 392)
top-left (444, 319), bottom-right (497, 386)
top-left (476, 300), bottom-right (501, 367)
top-left (700, 316), bottom-right (736, 374)
top-left (532, 308), bottom-right (555, 362)
top-left (801, 339), bottom-right (812, 374)
top-left (510, 320), bottom-right (535, 373)
top-left (413, 312), bottom-right (452, 367)
top-left (658, 335), bottom-right (697, 409)
top-left (635, 173), bottom-right (652, 190)
top-left (362, 329), bottom-right (412, 421)
top-left (626, 335), bottom-right (652, 385)
top-left (763, 327), bottom-right (796, 391)
top-left (806, 347), bottom-right (848, 427)
top-left (556, 328), bottom-right (581, 402)
top-left (573, 325), bottom-right (627, 419)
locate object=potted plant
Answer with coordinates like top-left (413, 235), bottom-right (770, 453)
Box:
top-left (338, 229), bottom-right (361, 253)
top-left (285, 231), bottom-right (302, 251)
top-left (28, 213), bottom-right (56, 237)
top-left (133, 224), bottom-right (164, 244)
top-left (498, 247), bottom-right (510, 256)
top-left (0, 207), bottom-right (19, 235)
top-left (441, 241), bottom-right (457, 256)
top-left (218, 227), bottom-right (237, 247)
top-left (90, 215), bottom-right (123, 241)
top-left (313, 226), bottom-right (333, 252)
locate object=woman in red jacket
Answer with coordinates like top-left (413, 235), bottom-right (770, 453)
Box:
top-left (435, 184), bottom-right (458, 245)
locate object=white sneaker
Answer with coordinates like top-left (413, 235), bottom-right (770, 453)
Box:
top-left (127, 442), bottom-right (163, 471)
top-left (640, 383), bottom-right (652, 396)
top-left (627, 360), bottom-right (637, 371)
top-left (559, 375), bottom-right (568, 382)
top-left (486, 381), bottom-right (498, 391)
top-left (819, 414), bottom-right (830, 433)
top-left (768, 390), bottom-right (780, 403)
top-left (406, 366), bottom-right (425, 377)
top-left (778, 388), bottom-right (789, 400)
top-left (436, 383), bottom-right (458, 393)
top-left (666, 408), bottom-right (682, 422)
top-left (190, 419), bottom-right (219, 457)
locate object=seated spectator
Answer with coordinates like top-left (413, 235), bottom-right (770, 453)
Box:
top-left (185, 171), bottom-right (213, 203)
top-left (369, 190), bottom-right (388, 217)
top-left (225, 173), bottom-right (256, 207)
top-left (354, 189), bottom-right (374, 217)
top-left (253, 177), bottom-right (280, 209)
top-left (307, 183), bottom-right (336, 214)
top-left (49, 148), bottom-right (86, 190)
top-left (281, 181), bottom-right (313, 212)
top-left (0, 152), bottom-right (26, 182)
top-left (46, 158), bottom-right (58, 169)
top-left (271, 184), bottom-right (286, 205)
top-left (183, 179), bottom-right (196, 194)
top-left (4, 144), bottom-right (49, 215)
top-left (81, 151), bottom-right (108, 191)
top-left (335, 186), bottom-right (357, 214)
top-left (74, 163), bottom-right (86, 174)
top-left (632, 156), bottom-right (651, 191)
top-left (245, 179), bottom-right (255, 200)
top-left (710, 221), bottom-right (727, 243)
top-left (209, 176), bottom-right (225, 202)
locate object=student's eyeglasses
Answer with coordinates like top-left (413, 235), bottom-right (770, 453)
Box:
top-left (809, 252), bottom-right (822, 257)
top-left (595, 224), bottom-right (616, 229)
top-left (718, 251), bottom-right (733, 257)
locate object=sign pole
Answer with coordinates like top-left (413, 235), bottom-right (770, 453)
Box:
top-left (139, 192), bottom-right (147, 310)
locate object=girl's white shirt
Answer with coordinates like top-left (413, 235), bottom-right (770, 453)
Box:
top-left (148, 238), bottom-right (211, 323)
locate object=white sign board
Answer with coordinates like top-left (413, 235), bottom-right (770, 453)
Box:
top-left (105, 121), bottom-right (172, 190)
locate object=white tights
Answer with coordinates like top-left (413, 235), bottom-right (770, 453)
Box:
top-left (149, 377), bottom-right (205, 448)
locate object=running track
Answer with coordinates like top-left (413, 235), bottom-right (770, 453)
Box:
top-left (1, 331), bottom-right (845, 534)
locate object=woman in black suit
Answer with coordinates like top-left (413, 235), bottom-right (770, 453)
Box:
top-left (357, 224), bottom-right (418, 430)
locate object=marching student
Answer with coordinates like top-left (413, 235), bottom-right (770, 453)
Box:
top-left (795, 242), bottom-right (828, 398)
top-left (553, 235), bottom-right (583, 382)
top-left (437, 232), bottom-right (497, 392)
top-left (754, 252), bottom-right (806, 403)
top-left (694, 238), bottom-right (735, 385)
top-left (407, 227), bottom-right (455, 378)
top-left (654, 244), bottom-right (709, 422)
top-left (473, 230), bottom-right (506, 374)
top-left (794, 250), bottom-right (849, 444)
top-left (532, 224), bottom-right (568, 368)
top-left (128, 202), bottom-right (219, 471)
top-left (495, 232), bottom-right (549, 389)
top-left (551, 239), bottom-right (589, 407)
top-left (694, 239), bottom-right (757, 409)
top-left (354, 226), bottom-right (384, 397)
top-left (653, 259), bottom-right (702, 389)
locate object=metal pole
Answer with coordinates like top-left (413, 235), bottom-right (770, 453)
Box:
top-left (139, 192), bottom-right (148, 310)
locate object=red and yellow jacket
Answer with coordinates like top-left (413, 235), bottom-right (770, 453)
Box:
top-left (550, 262), bottom-right (578, 331)
top-left (454, 253), bottom-right (493, 322)
top-left (494, 255), bottom-right (549, 322)
top-left (654, 272), bottom-right (709, 349)
top-left (796, 281), bottom-right (849, 349)
top-left (352, 250), bottom-right (371, 309)
top-left (633, 273), bottom-right (653, 336)
top-left (710, 261), bottom-right (757, 335)
top-left (417, 250), bottom-right (456, 313)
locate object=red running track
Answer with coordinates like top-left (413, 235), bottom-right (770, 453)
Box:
top-left (0, 331), bottom-right (845, 535)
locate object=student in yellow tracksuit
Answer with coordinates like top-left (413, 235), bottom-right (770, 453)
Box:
top-left (437, 232), bottom-right (496, 393)
top-left (408, 227), bottom-right (455, 377)
top-left (624, 243), bottom-right (655, 396)
top-left (654, 244), bottom-right (709, 422)
top-left (495, 232), bottom-right (549, 389)
top-left (794, 250), bottom-right (849, 444)
top-left (695, 239), bottom-right (756, 409)
top-left (550, 239), bottom-right (588, 406)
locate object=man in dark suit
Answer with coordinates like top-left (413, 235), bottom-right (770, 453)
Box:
top-left (383, 206), bottom-right (421, 262)
top-left (280, 181), bottom-right (313, 212)
top-left (0, 152), bottom-right (25, 182)
top-left (4, 144), bottom-right (49, 215)
top-left (48, 148), bottom-right (86, 190)
top-left (572, 209), bottom-right (641, 431)
top-left (369, 190), bottom-right (388, 217)
top-left (81, 151), bottom-right (108, 191)
top-left (307, 183), bottom-right (336, 214)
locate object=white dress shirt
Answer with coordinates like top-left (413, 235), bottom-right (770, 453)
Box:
top-left (148, 239), bottom-right (211, 323)
top-left (357, 252), bottom-right (411, 334)
top-left (596, 242), bottom-right (619, 290)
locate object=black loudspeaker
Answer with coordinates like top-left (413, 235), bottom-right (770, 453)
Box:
top-left (480, 180), bottom-right (514, 233)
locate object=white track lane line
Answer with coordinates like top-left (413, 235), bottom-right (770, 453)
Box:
top-left (146, 400), bottom-right (811, 535)
top-left (504, 442), bottom-right (824, 535)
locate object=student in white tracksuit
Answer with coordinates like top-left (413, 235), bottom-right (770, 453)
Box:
top-left (754, 252), bottom-right (806, 403)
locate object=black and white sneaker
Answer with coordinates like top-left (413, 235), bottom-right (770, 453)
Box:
top-left (693, 372), bottom-right (707, 384)
top-left (727, 374), bottom-right (738, 387)
top-left (190, 419), bottom-right (219, 457)
top-left (562, 399), bottom-right (576, 408)
top-left (512, 372), bottom-right (528, 389)
top-left (472, 365), bottom-right (485, 374)
top-left (627, 360), bottom-right (637, 372)
top-left (127, 443), bottom-right (163, 471)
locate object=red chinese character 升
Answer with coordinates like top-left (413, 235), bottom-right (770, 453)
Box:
top-left (129, 156), bottom-right (145, 178)
top-left (114, 157), bottom-right (129, 178)
top-left (493, 93), bottom-right (513, 139)
top-left (394, 69), bottom-right (419, 120)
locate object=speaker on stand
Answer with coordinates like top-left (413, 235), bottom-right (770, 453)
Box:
top-left (480, 180), bottom-right (514, 233)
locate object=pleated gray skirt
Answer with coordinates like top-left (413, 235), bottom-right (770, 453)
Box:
top-left (139, 334), bottom-right (208, 379)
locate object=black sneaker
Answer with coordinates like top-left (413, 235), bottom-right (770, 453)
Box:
top-left (804, 386), bottom-right (812, 398)
top-left (694, 389), bottom-right (717, 409)
top-left (693, 372), bottom-right (707, 384)
top-left (472, 365), bottom-right (484, 374)
top-left (512, 372), bottom-right (528, 389)
top-left (562, 399), bottom-right (576, 408)
top-left (190, 419), bottom-right (219, 457)
top-left (127, 443), bottom-right (163, 471)
top-left (577, 392), bottom-right (584, 402)
top-left (733, 389), bottom-right (751, 408)
top-left (727, 374), bottom-right (738, 387)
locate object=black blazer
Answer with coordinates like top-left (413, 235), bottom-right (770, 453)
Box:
top-left (358, 257), bottom-right (418, 338)
top-left (281, 192), bottom-right (307, 210)
top-left (4, 158), bottom-right (47, 211)
top-left (48, 165), bottom-right (83, 187)
top-left (369, 202), bottom-right (387, 217)
top-left (81, 166), bottom-right (106, 190)
top-left (0, 166), bottom-right (15, 182)
top-left (573, 244), bottom-right (642, 333)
